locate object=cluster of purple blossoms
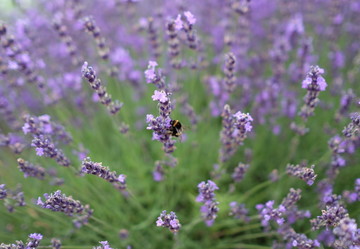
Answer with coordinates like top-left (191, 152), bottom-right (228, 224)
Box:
top-left (229, 202), bottom-right (250, 223)
top-left (343, 112), bottom-right (360, 141)
top-left (327, 135), bottom-right (347, 180)
top-left (256, 200), bottom-right (286, 227)
top-left (257, 189), bottom-right (303, 228)
top-left (174, 11), bottom-right (198, 50)
top-left (17, 158), bottom-right (46, 180)
top-left (0, 22), bottom-right (44, 90)
top-left (332, 217), bottom-right (360, 248)
top-left (196, 180), bottom-right (219, 226)
top-left (81, 157), bottom-right (127, 191)
top-left (0, 184), bottom-right (25, 213)
top-left (0, 233), bottom-right (43, 249)
top-left (291, 65), bottom-right (327, 135)
top-left (286, 163), bottom-right (317, 185)
top-left (310, 196), bottom-right (348, 230)
top-left (81, 62), bottom-right (123, 115)
top-left (26, 233), bottom-right (43, 249)
top-left (0, 184), bottom-right (7, 200)
top-left (146, 90), bottom-right (176, 154)
top-left (280, 226), bottom-right (320, 249)
top-left (22, 114), bottom-right (71, 167)
top-left (144, 61), bottom-right (165, 89)
top-left (232, 162), bottom-right (250, 182)
top-left (299, 65), bottom-right (327, 120)
top-left (156, 210), bottom-right (181, 233)
top-left (93, 241), bottom-right (113, 249)
top-left (219, 104), bottom-right (253, 162)
top-left (0, 133), bottom-right (26, 154)
top-left (343, 179), bottom-right (360, 203)
top-left (152, 155), bottom-right (178, 181)
top-left (37, 190), bottom-right (93, 228)
top-left (336, 89), bottom-right (355, 121)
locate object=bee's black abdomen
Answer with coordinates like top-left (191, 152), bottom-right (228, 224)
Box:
top-left (169, 120), bottom-right (182, 137)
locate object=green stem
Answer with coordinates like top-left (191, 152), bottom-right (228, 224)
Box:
top-left (234, 231), bottom-right (277, 241)
top-left (214, 223), bottom-right (262, 237)
top-left (84, 223), bottom-right (108, 237)
top-left (89, 216), bottom-right (113, 230)
top-left (239, 172), bottom-right (286, 203)
top-left (182, 217), bottom-right (203, 231)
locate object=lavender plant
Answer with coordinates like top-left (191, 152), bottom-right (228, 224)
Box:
top-left (1, 0), bottom-right (360, 248)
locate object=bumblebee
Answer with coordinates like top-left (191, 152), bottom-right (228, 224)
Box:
top-left (169, 119), bottom-right (183, 137)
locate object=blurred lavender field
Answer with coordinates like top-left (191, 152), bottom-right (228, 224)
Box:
top-left (0, 0), bottom-right (360, 248)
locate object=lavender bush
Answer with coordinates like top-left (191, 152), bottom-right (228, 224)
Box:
top-left (0, 0), bottom-right (360, 248)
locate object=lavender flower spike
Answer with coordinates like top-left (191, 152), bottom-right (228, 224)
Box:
top-left (223, 52), bottom-right (236, 93)
top-left (17, 158), bottom-right (46, 179)
top-left (27, 233), bottom-right (43, 249)
top-left (229, 202), bottom-right (250, 223)
top-left (146, 90), bottom-right (176, 154)
top-left (81, 62), bottom-right (123, 115)
top-left (219, 105), bottom-right (253, 162)
top-left (286, 163), bottom-right (317, 185)
top-left (333, 217), bottom-right (360, 248)
top-left (156, 210), bottom-right (181, 233)
top-left (299, 65), bottom-right (327, 120)
top-left (81, 157), bottom-right (127, 191)
top-left (0, 184), bottom-right (7, 199)
top-left (37, 190), bottom-right (93, 228)
top-left (232, 162), bottom-right (250, 182)
top-left (144, 61), bottom-right (165, 89)
top-left (196, 180), bottom-right (220, 226)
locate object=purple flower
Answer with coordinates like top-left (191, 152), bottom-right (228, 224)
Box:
top-left (256, 200), bottom-right (285, 227)
top-left (81, 157), bottom-right (127, 191)
top-left (174, 15), bottom-right (183, 31)
top-left (0, 184), bottom-right (7, 199)
top-left (232, 163), bottom-right (250, 182)
top-left (333, 217), bottom-right (360, 248)
top-left (184, 11), bottom-right (196, 25)
top-left (301, 66), bottom-right (326, 91)
top-left (37, 190), bottom-right (93, 228)
top-left (17, 158), bottom-right (46, 179)
top-left (81, 62), bottom-right (123, 115)
top-left (144, 61), bottom-right (158, 83)
top-left (219, 105), bottom-right (253, 162)
top-left (156, 210), bottom-right (181, 233)
top-left (286, 164), bottom-right (317, 186)
top-left (196, 180), bottom-right (219, 226)
top-left (151, 90), bottom-right (168, 103)
top-left (93, 241), bottom-right (113, 249)
top-left (26, 233), bottom-right (43, 248)
top-left (51, 238), bottom-right (61, 249)
top-left (296, 65), bottom-right (328, 125)
top-left (223, 52), bottom-right (236, 92)
top-left (229, 202), bottom-right (250, 222)
top-left (310, 196), bottom-right (348, 230)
